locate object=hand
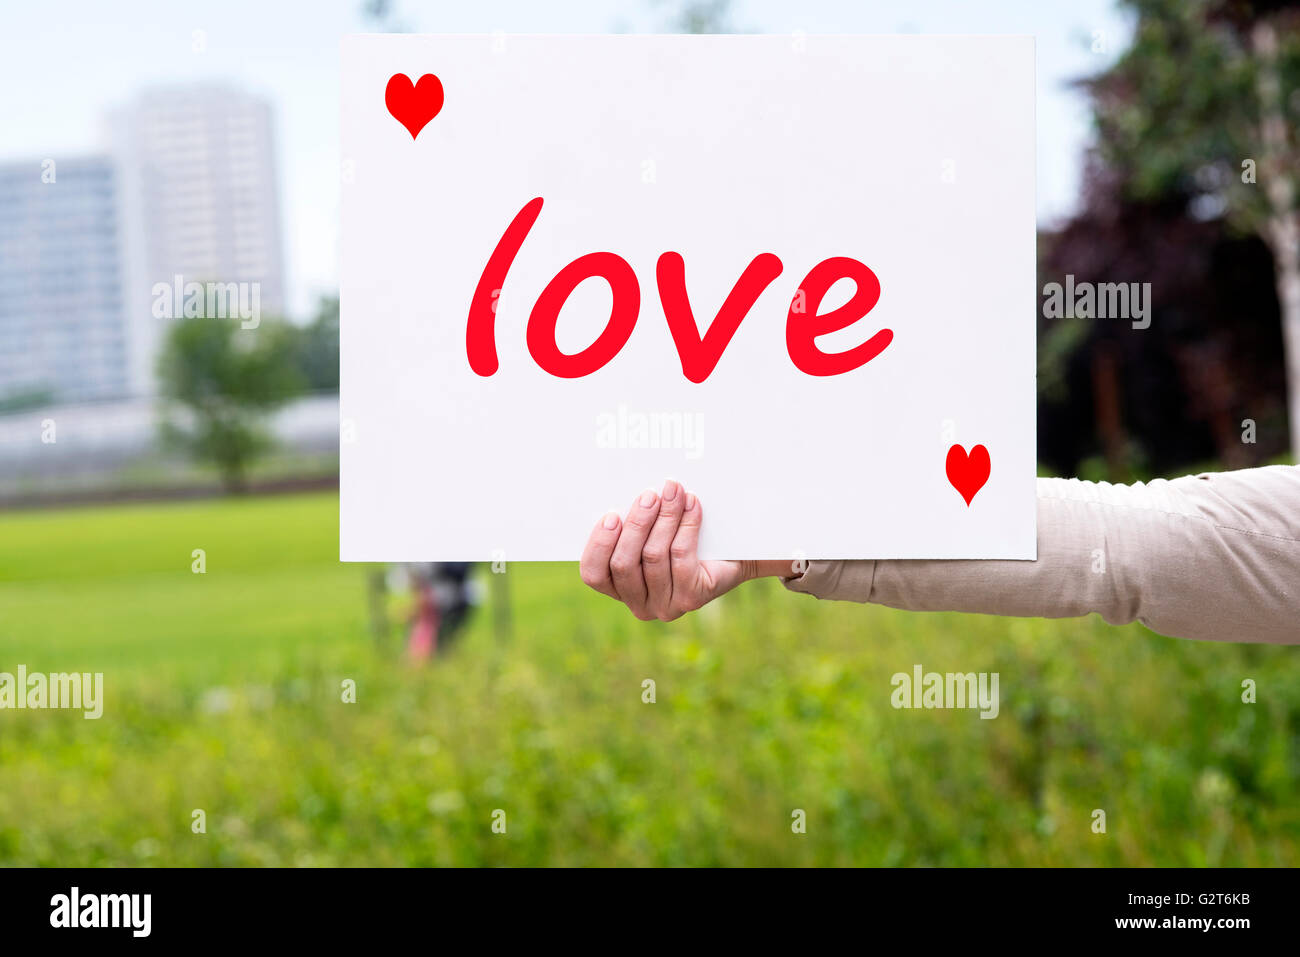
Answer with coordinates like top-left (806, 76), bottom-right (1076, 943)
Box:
top-left (579, 480), bottom-right (797, 621)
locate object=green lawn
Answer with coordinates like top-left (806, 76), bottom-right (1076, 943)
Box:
top-left (0, 492), bottom-right (1296, 865)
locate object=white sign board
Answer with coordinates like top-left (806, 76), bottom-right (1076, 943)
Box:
top-left (340, 34), bottom-right (1036, 562)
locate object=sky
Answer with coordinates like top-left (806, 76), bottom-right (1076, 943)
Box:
top-left (0, 0), bottom-right (1132, 320)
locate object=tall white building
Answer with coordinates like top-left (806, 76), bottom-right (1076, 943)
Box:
top-left (0, 84), bottom-right (288, 405)
top-left (109, 83), bottom-right (287, 396)
top-left (0, 156), bottom-right (131, 403)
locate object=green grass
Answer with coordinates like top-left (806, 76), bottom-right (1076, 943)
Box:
top-left (1, 492), bottom-right (1297, 866)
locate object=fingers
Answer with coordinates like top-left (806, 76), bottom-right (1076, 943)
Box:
top-left (670, 491), bottom-right (703, 602)
top-left (642, 479), bottom-right (686, 618)
top-left (577, 484), bottom-right (706, 623)
top-left (579, 510), bottom-right (623, 599)
top-left (609, 488), bottom-right (661, 619)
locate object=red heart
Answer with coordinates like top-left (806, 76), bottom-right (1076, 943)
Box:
top-left (386, 73), bottom-right (444, 140)
top-left (946, 443), bottom-right (990, 506)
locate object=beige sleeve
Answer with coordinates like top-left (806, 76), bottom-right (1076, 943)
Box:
top-left (783, 465), bottom-right (1300, 644)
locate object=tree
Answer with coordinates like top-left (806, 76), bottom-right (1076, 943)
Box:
top-left (665, 0), bottom-right (734, 33)
top-left (1040, 176), bottom-right (1287, 478)
top-left (1087, 0), bottom-right (1300, 452)
top-left (156, 317), bottom-right (305, 492)
top-left (291, 296), bottom-right (340, 392)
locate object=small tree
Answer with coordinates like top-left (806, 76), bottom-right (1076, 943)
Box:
top-left (156, 317), bottom-right (305, 492)
top-left (292, 296), bottom-right (340, 392)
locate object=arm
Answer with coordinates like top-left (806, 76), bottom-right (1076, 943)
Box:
top-left (784, 466), bottom-right (1300, 643)
top-left (579, 467), bottom-right (1300, 643)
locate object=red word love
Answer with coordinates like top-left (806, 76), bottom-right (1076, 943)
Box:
top-left (466, 198), bottom-right (894, 382)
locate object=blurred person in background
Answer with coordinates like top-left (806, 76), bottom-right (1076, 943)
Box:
top-left (405, 562), bottom-right (477, 659)
top-left (368, 562), bottom-right (477, 658)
